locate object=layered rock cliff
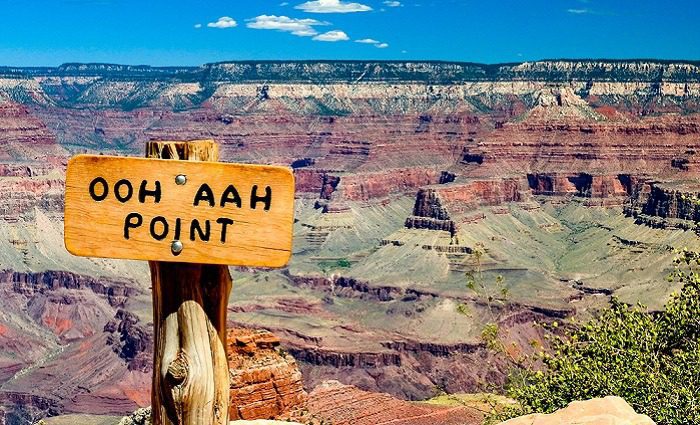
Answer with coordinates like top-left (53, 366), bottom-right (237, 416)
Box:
top-left (406, 178), bottom-right (527, 234)
top-left (226, 328), bottom-right (307, 421)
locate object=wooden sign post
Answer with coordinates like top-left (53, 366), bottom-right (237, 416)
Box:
top-left (64, 140), bottom-right (295, 425)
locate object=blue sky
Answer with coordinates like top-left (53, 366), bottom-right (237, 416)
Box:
top-left (0, 0), bottom-right (698, 66)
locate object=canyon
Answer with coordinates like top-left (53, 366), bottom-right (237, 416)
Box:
top-left (0, 60), bottom-right (699, 421)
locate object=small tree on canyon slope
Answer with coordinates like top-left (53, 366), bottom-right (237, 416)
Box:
top-left (458, 243), bottom-right (522, 370)
top-left (493, 248), bottom-right (700, 425)
top-left (460, 243), bottom-right (509, 318)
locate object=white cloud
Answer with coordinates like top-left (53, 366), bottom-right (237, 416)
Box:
top-left (207, 16), bottom-right (238, 28)
top-left (194, 23), bottom-right (202, 29)
top-left (313, 30), bottom-right (350, 41)
top-left (280, 1), bottom-right (289, 5)
top-left (383, 1), bottom-right (402, 6)
top-left (355, 38), bottom-right (388, 48)
top-left (246, 15), bottom-right (328, 37)
top-left (295, 0), bottom-right (372, 13)
top-left (567, 8), bottom-right (589, 14)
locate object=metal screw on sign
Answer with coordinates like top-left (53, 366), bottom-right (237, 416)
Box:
top-left (171, 240), bottom-right (184, 255)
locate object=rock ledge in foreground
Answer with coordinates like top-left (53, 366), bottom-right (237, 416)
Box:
top-left (499, 396), bottom-right (655, 425)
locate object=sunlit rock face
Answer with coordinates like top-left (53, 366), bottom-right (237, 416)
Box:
top-left (226, 328), bottom-right (308, 421)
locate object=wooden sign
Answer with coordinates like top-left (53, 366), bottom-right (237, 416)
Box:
top-left (64, 155), bottom-right (295, 267)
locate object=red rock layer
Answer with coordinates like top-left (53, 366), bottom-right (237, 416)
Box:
top-left (307, 381), bottom-right (482, 425)
top-left (152, 112), bottom-right (474, 167)
top-left (0, 102), bottom-right (61, 160)
top-left (406, 178), bottom-right (526, 233)
top-left (430, 178), bottom-right (525, 215)
top-left (527, 173), bottom-right (630, 198)
top-left (31, 106), bottom-right (166, 153)
top-left (335, 168), bottom-right (449, 201)
top-left (471, 117), bottom-right (700, 176)
top-left (227, 328), bottom-right (308, 421)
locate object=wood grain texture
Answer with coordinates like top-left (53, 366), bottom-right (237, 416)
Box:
top-left (147, 140), bottom-right (232, 425)
top-left (64, 148), bottom-right (295, 267)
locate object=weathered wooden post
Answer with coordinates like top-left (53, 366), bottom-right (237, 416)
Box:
top-left (146, 140), bottom-right (231, 425)
top-left (63, 139), bottom-right (295, 425)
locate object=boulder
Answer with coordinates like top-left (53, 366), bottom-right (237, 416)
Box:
top-left (499, 396), bottom-right (655, 425)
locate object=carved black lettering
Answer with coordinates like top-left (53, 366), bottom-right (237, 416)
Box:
top-left (250, 185), bottom-right (272, 211)
top-left (114, 179), bottom-right (134, 203)
top-left (193, 183), bottom-right (215, 207)
top-left (150, 216), bottom-right (169, 241)
top-left (216, 218), bottom-right (234, 243)
top-left (190, 219), bottom-right (211, 242)
top-left (89, 177), bottom-right (109, 201)
top-left (123, 213), bottom-right (143, 240)
top-left (174, 218), bottom-right (182, 241)
top-left (220, 184), bottom-right (242, 208)
top-left (139, 180), bottom-right (162, 204)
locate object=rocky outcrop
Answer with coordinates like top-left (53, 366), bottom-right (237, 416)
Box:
top-left (640, 182), bottom-right (700, 221)
top-left (406, 178), bottom-right (526, 234)
top-left (294, 169), bottom-right (339, 198)
top-left (624, 179), bottom-right (700, 228)
top-left (112, 329), bottom-right (308, 424)
top-left (499, 396), bottom-right (655, 425)
top-left (405, 216), bottom-right (456, 234)
top-left (104, 310), bottom-right (152, 373)
top-left (288, 347), bottom-right (401, 368)
top-left (227, 329), bottom-right (307, 421)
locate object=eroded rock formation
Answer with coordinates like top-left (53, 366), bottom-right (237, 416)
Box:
top-left (406, 178), bottom-right (527, 234)
top-left (105, 310), bottom-right (152, 373)
top-left (227, 328), bottom-right (307, 421)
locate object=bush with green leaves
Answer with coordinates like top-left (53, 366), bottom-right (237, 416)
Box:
top-left (498, 249), bottom-right (700, 424)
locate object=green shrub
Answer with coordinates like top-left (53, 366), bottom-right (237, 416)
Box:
top-left (318, 258), bottom-right (352, 273)
top-left (499, 249), bottom-right (700, 424)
